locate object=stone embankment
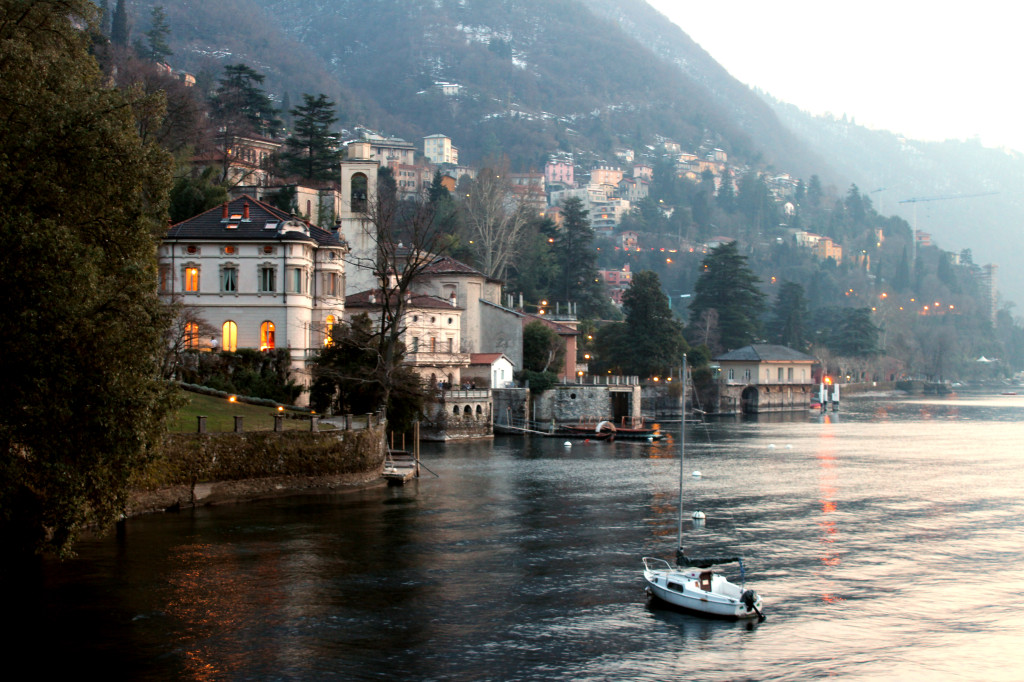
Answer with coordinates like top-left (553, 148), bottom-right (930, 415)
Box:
top-left (128, 418), bottom-right (388, 517)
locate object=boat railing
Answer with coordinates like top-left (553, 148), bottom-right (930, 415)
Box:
top-left (642, 556), bottom-right (673, 572)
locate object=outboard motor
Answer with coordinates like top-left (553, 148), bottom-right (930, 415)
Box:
top-left (741, 589), bottom-right (765, 621)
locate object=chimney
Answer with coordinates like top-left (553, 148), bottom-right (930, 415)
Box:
top-left (243, 202), bottom-right (249, 220)
top-left (222, 203), bottom-right (229, 219)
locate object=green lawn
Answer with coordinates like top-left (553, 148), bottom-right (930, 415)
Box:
top-left (169, 392), bottom-right (326, 433)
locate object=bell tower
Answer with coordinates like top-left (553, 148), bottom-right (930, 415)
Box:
top-left (340, 141), bottom-right (380, 295)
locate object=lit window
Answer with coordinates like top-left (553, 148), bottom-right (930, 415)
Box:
top-left (222, 267), bottom-right (237, 293)
top-left (184, 321), bottom-right (200, 349)
top-left (324, 315), bottom-right (335, 347)
top-left (222, 321), bottom-right (237, 352)
top-left (184, 267), bottom-right (199, 292)
top-left (260, 321), bottom-right (275, 350)
top-left (259, 266), bottom-right (276, 293)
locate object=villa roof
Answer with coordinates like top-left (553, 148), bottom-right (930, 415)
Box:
top-left (420, 255), bottom-right (502, 283)
top-left (715, 344), bottom-right (817, 363)
top-left (164, 195), bottom-right (344, 247)
top-left (345, 289), bottom-right (462, 311)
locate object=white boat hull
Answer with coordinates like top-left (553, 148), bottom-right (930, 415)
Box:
top-left (643, 559), bottom-right (762, 620)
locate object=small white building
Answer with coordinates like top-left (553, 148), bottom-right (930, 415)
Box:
top-left (464, 353), bottom-right (516, 389)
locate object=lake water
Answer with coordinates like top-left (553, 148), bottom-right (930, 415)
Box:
top-left (10, 393), bottom-right (1024, 680)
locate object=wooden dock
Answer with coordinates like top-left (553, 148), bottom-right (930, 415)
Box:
top-left (383, 450), bottom-right (417, 485)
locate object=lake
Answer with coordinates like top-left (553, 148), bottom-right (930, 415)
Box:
top-left (10, 392), bottom-right (1024, 681)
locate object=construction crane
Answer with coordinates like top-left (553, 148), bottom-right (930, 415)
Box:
top-left (897, 191), bottom-right (998, 261)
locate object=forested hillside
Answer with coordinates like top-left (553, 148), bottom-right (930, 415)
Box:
top-left (123, 0), bottom-right (833, 175)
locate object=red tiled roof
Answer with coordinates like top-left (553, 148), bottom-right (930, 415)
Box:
top-left (470, 353), bottom-right (507, 365)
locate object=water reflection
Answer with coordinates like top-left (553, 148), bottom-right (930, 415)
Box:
top-left (15, 393), bottom-right (1024, 681)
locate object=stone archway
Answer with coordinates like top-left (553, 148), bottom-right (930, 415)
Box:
top-left (741, 386), bottom-right (759, 414)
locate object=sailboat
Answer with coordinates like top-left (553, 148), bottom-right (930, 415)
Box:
top-left (642, 354), bottom-right (765, 620)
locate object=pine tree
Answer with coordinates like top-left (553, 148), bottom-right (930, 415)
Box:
top-left (689, 241), bottom-right (766, 351)
top-left (766, 281), bottom-right (810, 349)
top-left (553, 196), bottom-right (605, 317)
top-left (142, 5), bottom-right (172, 63)
top-left (110, 0), bottom-right (128, 46)
top-left (279, 93), bottom-right (340, 182)
top-left (617, 270), bottom-right (687, 377)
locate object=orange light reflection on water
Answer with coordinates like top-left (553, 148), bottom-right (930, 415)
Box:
top-left (816, 420), bottom-right (842, 598)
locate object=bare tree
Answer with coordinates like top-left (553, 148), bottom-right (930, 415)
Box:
top-left (460, 164), bottom-right (533, 282)
top-left (346, 189), bottom-right (449, 414)
top-left (161, 299), bottom-right (216, 379)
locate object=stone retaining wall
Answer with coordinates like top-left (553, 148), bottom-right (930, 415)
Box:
top-left (128, 423), bottom-right (387, 515)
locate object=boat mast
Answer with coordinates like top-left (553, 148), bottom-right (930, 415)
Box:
top-left (677, 353), bottom-right (686, 552)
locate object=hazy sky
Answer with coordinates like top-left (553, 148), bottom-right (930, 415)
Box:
top-left (645, 2), bottom-right (1022, 153)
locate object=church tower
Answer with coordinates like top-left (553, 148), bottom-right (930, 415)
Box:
top-left (340, 141), bottom-right (380, 295)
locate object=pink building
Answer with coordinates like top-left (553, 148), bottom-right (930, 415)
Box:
top-left (545, 158), bottom-right (574, 187)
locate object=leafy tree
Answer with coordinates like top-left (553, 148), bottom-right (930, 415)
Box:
top-left (0, 0), bottom-right (175, 557)
top-left (766, 281), bottom-right (810, 349)
top-left (613, 270), bottom-right (687, 377)
top-left (689, 241), bottom-right (766, 352)
top-left (310, 314), bottom-right (425, 431)
top-left (506, 216), bottom-right (558, 302)
top-left (279, 93), bottom-right (341, 183)
top-left (168, 166), bottom-right (229, 223)
top-left (140, 5), bottom-right (172, 63)
top-left (522, 321), bottom-right (564, 373)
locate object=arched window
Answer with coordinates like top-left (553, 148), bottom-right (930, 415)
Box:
top-left (324, 315), bottom-right (335, 347)
top-left (453, 405), bottom-right (460, 416)
top-left (260, 321), bottom-right (275, 351)
top-left (351, 173), bottom-right (368, 213)
top-left (222, 321), bottom-right (238, 352)
top-left (184, 322), bottom-right (200, 349)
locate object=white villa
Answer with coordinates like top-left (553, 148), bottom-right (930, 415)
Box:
top-left (158, 195), bottom-right (348, 392)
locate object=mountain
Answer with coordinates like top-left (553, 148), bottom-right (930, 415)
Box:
top-left (132, 0), bottom-right (834, 175)
top-left (766, 97), bottom-right (1024, 307)
top-left (127, 0), bottom-right (1022, 306)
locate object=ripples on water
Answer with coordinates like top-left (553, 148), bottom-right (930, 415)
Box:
top-left (11, 394), bottom-right (1024, 680)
